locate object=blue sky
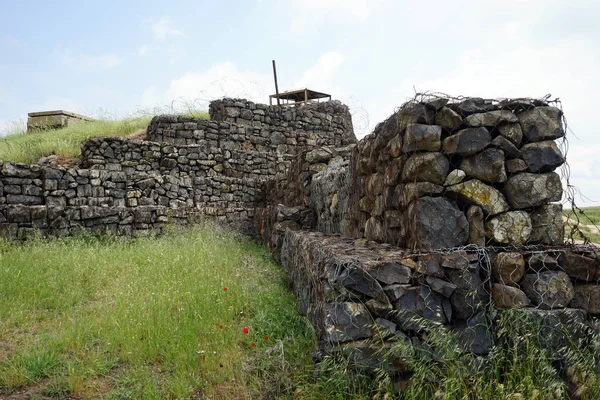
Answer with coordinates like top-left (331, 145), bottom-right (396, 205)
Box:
top-left (1, 0), bottom-right (600, 205)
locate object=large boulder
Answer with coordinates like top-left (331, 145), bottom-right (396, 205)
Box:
top-left (521, 271), bottom-right (574, 309)
top-left (464, 110), bottom-right (518, 127)
top-left (529, 204), bottom-right (564, 245)
top-left (401, 152), bottom-right (449, 185)
top-left (518, 106), bottom-right (564, 142)
top-left (571, 285), bottom-right (600, 314)
top-left (497, 123), bottom-right (523, 146)
top-left (321, 302), bottom-right (375, 343)
top-left (447, 179), bottom-right (509, 216)
top-left (443, 127), bottom-right (491, 156)
top-left (403, 123), bottom-right (442, 152)
top-left (562, 251), bottom-right (600, 281)
top-left (459, 148), bottom-right (507, 183)
top-left (503, 172), bottom-right (562, 209)
top-left (486, 211), bottom-right (532, 245)
top-left (404, 196), bottom-right (469, 250)
top-left (492, 252), bottom-right (525, 286)
top-left (520, 140), bottom-right (565, 173)
top-left (492, 283), bottom-right (531, 309)
top-left (434, 106), bottom-right (463, 130)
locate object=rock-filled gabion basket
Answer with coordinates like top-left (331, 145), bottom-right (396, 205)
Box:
top-left (355, 94), bottom-right (566, 250)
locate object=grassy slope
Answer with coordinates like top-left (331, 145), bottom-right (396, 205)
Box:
top-left (0, 226), bottom-right (318, 399)
top-left (564, 206), bottom-right (600, 243)
top-left (0, 111), bottom-right (209, 164)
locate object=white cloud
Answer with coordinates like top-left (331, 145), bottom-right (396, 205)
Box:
top-left (138, 44), bottom-right (149, 56)
top-left (291, 0), bottom-right (386, 33)
top-left (60, 48), bottom-right (123, 69)
top-left (151, 16), bottom-right (185, 41)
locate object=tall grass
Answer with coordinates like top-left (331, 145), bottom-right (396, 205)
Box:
top-left (0, 225), bottom-right (314, 399)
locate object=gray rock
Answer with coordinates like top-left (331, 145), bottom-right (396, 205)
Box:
top-left (492, 252), bottom-right (525, 286)
top-left (365, 299), bottom-right (393, 317)
top-left (426, 276), bottom-right (457, 297)
top-left (403, 124), bottom-right (442, 152)
top-left (336, 265), bottom-right (388, 303)
top-left (456, 311), bottom-right (492, 355)
top-left (563, 251), bottom-right (600, 281)
top-left (375, 318), bottom-right (397, 333)
top-left (491, 135), bottom-right (520, 159)
top-left (383, 284), bottom-right (411, 302)
top-left (450, 98), bottom-right (496, 116)
top-left (424, 97), bottom-right (449, 111)
top-left (518, 106), bottom-right (564, 142)
top-left (6, 194), bottom-right (42, 205)
top-left (434, 106), bottom-right (463, 130)
top-left (571, 285), bottom-right (600, 314)
top-left (368, 262), bottom-right (412, 285)
top-left (399, 182), bottom-right (443, 207)
top-left (504, 172), bottom-right (562, 209)
top-left (459, 148), bottom-right (506, 183)
top-left (322, 302), bottom-right (374, 343)
top-left (401, 152), bottom-right (449, 185)
top-left (416, 254), bottom-right (444, 277)
top-left (529, 204), bottom-right (564, 245)
top-left (521, 271), bottom-right (574, 309)
top-left (527, 251), bottom-right (562, 272)
top-left (506, 158), bottom-right (528, 174)
top-left (396, 101), bottom-right (436, 128)
top-left (467, 206), bottom-right (485, 246)
top-left (492, 283), bottom-right (530, 309)
top-left (497, 123), bottom-right (523, 145)
top-left (447, 268), bottom-right (482, 290)
top-left (393, 285), bottom-right (447, 330)
top-left (451, 288), bottom-right (486, 320)
top-left (485, 211), bottom-right (532, 245)
top-left (447, 179), bottom-right (509, 216)
top-left (364, 217), bottom-right (386, 242)
top-left (305, 147), bottom-right (334, 164)
top-left (518, 308), bottom-right (587, 352)
top-left (405, 196), bottom-right (468, 250)
top-left (520, 140), bottom-right (565, 173)
top-left (444, 169), bottom-right (466, 186)
top-left (443, 127), bottom-right (491, 156)
top-left (465, 110), bottom-right (518, 127)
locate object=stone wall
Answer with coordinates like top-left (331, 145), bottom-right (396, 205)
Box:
top-left (0, 98), bottom-right (356, 238)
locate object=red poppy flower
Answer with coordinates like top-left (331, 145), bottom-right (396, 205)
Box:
top-left (243, 327), bottom-right (249, 334)
top-left (264, 336), bottom-right (269, 341)
top-left (251, 343), bottom-right (255, 347)
top-left (219, 325), bottom-right (223, 330)
top-left (219, 362), bottom-right (223, 368)
top-left (223, 287), bottom-right (227, 291)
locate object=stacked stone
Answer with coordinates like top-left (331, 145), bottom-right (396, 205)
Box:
top-left (354, 97), bottom-right (565, 250)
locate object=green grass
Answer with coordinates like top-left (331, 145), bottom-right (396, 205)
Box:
top-left (0, 225), bottom-right (318, 399)
top-left (0, 110), bottom-right (209, 164)
top-left (564, 206), bottom-right (600, 243)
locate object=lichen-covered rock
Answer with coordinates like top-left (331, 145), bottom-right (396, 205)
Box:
top-left (492, 252), bottom-right (525, 285)
top-left (520, 140), bottom-right (565, 173)
top-left (492, 283), bottom-right (530, 309)
top-left (434, 106), bottom-right (462, 130)
top-left (405, 196), bottom-right (468, 249)
top-left (446, 179), bottom-right (509, 216)
top-left (401, 152), bottom-right (449, 185)
top-left (521, 271), bottom-right (574, 309)
top-left (459, 148), bottom-right (507, 183)
top-left (403, 124), bottom-right (442, 152)
top-left (491, 135), bottom-right (520, 159)
top-left (444, 169), bottom-right (466, 186)
top-left (305, 147), bottom-right (335, 164)
top-left (504, 172), bottom-right (562, 209)
top-left (506, 158), bottom-right (528, 174)
top-left (518, 106), bottom-right (564, 142)
top-left (443, 127), bottom-right (491, 156)
top-left (466, 205), bottom-right (485, 246)
top-left (498, 123), bottom-right (523, 145)
top-left (399, 182), bottom-right (443, 207)
top-left (571, 285), bottom-right (600, 314)
top-left (465, 110), bottom-right (518, 127)
top-left (529, 204), bottom-right (564, 245)
top-left (486, 211), bottom-right (532, 245)
top-left (364, 216), bottom-right (386, 242)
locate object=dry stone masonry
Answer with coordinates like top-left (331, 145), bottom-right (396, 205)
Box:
top-left (2, 94), bottom-right (600, 377)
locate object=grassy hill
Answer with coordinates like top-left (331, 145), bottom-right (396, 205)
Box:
top-left (0, 111), bottom-right (209, 164)
top-left (564, 206), bottom-right (600, 243)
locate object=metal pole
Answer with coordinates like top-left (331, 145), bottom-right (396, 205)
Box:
top-left (272, 60), bottom-right (280, 106)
